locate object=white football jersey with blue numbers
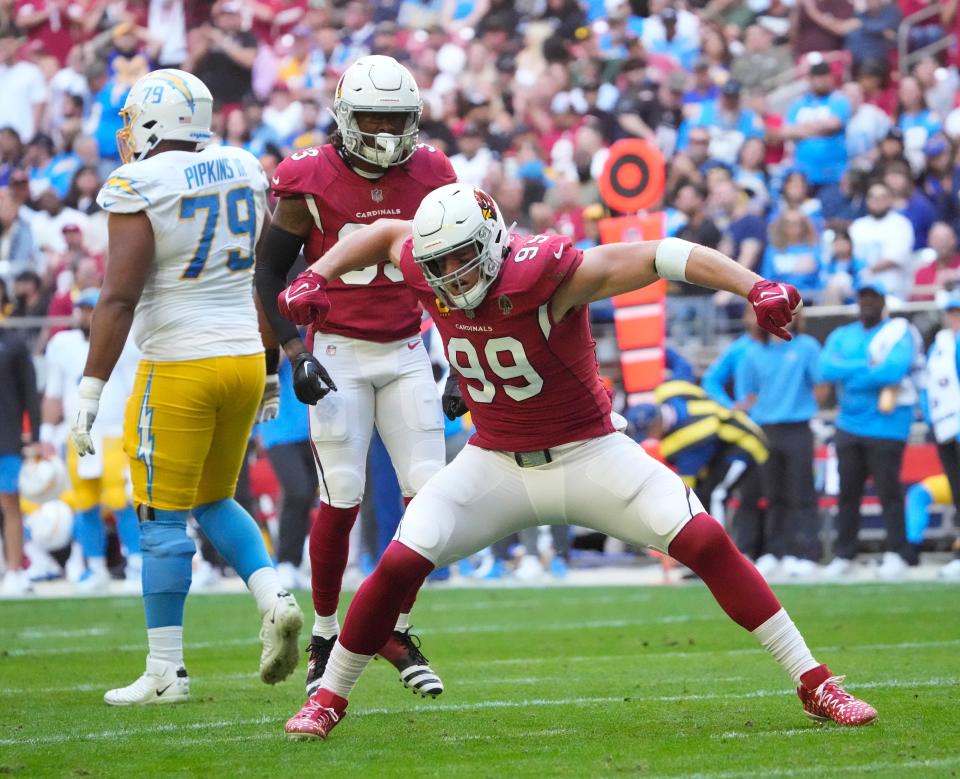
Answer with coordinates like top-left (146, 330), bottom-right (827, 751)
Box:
top-left (97, 145), bottom-right (268, 361)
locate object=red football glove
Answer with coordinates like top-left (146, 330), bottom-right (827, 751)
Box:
top-left (747, 280), bottom-right (802, 341)
top-left (278, 270), bottom-right (330, 327)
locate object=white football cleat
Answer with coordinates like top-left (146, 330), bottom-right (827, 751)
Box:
top-left (259, 591), bottom-right (304, 684)
top-left (939, 558), bottom-right (960, 580)
top-left (75, 566), bottom-right (111, 594)
top-left (876, 551), bottom-right (908, 581)
top-left (104, 656), bottom-right (190, 706)
top-left (1, 569), bottom-right (33, 597)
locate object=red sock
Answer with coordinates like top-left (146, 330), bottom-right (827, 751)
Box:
top-left (309, 502), bottom-right (360, 616)
top-left (800, 664), bottom-right (831, 690)
top-left (668, 513), bottom-right (781, 632)
top-left (339, 541), bottom-right (434, 656)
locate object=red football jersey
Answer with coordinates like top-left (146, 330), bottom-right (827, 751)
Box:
top-left (272, 143), bottom-right (457, 342)
top-left (400, 232), bottom-right (615, 451)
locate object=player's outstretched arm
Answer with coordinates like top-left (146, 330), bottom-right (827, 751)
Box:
top-left (278, 219), bottom-right (411, 328)
top-left (553, 238), bottom-right (801, 340)
top-left (307, 218), bottom-right (411, 280)
top-left (72, 211), bottom-right (153, 455)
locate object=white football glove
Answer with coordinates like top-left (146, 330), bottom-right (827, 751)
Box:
top-left (257, 374), bottom-right (280, 423)
top-left (70, 377), bottom-right (104, 456)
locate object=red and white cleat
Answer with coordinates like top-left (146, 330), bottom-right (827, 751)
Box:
top-left (797, 673), bottom-right (878, 726)
top-left (284, 690), bottom-right (347, 740)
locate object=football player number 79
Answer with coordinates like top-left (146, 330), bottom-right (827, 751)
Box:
top-left (448, 337), bottom-right (544, 403)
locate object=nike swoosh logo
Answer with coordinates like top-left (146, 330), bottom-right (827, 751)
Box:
top-left (272, 176), bottom-right (280, 186)
top-left (101, 201), bottom-right (115, 208)
top-left (157, 683), bottom-right (173, 696)
top-left (285, 281), bottom-right (322, 303)
top-left (756, 289), bottom-right (782, 302)
top-left (553, 245), bottom-right (563, 259)
top-left (407, 341), bottom-right (418, 350)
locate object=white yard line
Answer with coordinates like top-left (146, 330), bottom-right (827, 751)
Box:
top-left (660, 756), bottom-right (960, 779)
top-left (2, 677), bottom-right (951, 748)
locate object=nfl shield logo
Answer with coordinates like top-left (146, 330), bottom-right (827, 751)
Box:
top-left (371, 188), bottom-right (384, 203)
top-left (326, 344), bottom-right (337, 356)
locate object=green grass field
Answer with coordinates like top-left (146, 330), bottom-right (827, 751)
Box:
top-left (2, 582), bottom-right (959, 778)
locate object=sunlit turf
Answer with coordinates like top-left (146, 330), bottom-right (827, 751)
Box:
top-left (2, 582), bottom-right (958, 778)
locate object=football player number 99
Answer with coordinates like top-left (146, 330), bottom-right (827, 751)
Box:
top-left (447, 336), bottom-right (544, 403)
top-left (338, 222), bottom-right (404, 284)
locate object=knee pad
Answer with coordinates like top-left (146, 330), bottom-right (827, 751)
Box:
top-left (140, 509), bottom-right (194, 595)
top-left (321, 465), bottom-right (365, 507)
top-left (402, 457), bottom-right (445, 497)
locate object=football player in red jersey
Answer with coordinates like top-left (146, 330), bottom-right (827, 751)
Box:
top-left (254, 56), bottom-right (455, 700)
top-left (278, 183), bottom-right (879, 739)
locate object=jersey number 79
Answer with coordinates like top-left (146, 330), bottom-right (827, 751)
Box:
top-left (179, 185), bottom-right (257, 279)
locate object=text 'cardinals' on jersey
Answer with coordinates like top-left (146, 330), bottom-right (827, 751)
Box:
top-left (272, 143), bottom-right (456, 342)
top-left (399, 232), bottom-right (615, 452)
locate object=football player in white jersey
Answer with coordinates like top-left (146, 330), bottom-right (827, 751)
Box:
top-left (42, 288), bottom-right (142, 592)
top-left (69, 69), bottom-right (304, 706)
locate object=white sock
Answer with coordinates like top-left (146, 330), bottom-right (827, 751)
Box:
top-left (752, 608), bottom-right (820, 685)
top-left (147, 626), bottom-right (184, 667)
top-left (320, 642), bottom-right (373, 699)
top-left (394, 612), bottom-right (411, 633)
top-left (88, 557), bottom-right (107, 574)
top-left (247, 566), bottom-right (285, 615)
top-left (313, 612), bottom-right (340, 639)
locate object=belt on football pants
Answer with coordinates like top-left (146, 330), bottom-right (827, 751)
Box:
top-left (513, 449), bottom-right (553, 468)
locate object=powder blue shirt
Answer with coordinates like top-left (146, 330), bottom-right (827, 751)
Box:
top-left (736, 334), bottom-right (821, 425)
top-left (702, 334), bottom-right (756, 408)
top-left (819, 320), bottom-right (915, 440)
top-left (256, 359), bottom-right (310, 448)
top-left (787, 92), bottom-right (851, 185)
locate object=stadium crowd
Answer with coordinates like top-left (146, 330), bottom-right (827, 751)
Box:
top-left (1, 0), bottom-right (960, 596)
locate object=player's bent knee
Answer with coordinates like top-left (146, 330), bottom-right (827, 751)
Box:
top-left (322, 467), bottom-right (365, 507)
top-left (378, 540), bottom-right (435, 584)
top-left (402, 458), bottom-right (445, 496)
top-left (140, 511), bottom-right (194, 595)
top-left (668, 512), bottom-right (732, 567)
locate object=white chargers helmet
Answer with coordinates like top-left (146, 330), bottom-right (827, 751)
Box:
top-left (413, 184), bottom-right (510, 311)
top-left (333, 55), bottom-right (422, 167)
top-left (116, 69), bottom-right (214, 164)
top-left (25, 500), bottom-right (74, 552)
top-left (18, 457), bottom-right (68, 504)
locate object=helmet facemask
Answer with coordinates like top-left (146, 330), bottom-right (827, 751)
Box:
top-left (336, 103), bottom-right (420, 167)
top-left (416, 222), bottom-right (505, 311)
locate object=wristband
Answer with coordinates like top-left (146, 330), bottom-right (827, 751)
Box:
top-left (77, 376), bottom-right (106, 402)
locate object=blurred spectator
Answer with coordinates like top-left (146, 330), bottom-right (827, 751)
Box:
top-left (646, 6), bottom-right (699, 70)
top-left (15, 0), bottom-right (82, 66)
top-left (912, 222), bottom-right (960, 298)
top-left (26, 132), bottom-right (80, 200)
top-left (679, 80), bottom-right (765, 166)
top-left (46, 253), bottom-right (100, 338)
top-left (848, 183), bottom-right (915, 300)
top-left (84, 61), bottom-right (129, 165)
top-left (0, 35), bottom-right (48, 144)
top-left (148, 0), bottom-right (188, 68)
top-left (674, 181), bottom-right (722, 248)
top-left (450, 123), bottom-right (494, 189)
top-left (799, 0), bottom-right (901, 67)
top-left (922, 292), bottom-right (960, 577)
top-left (821, 227), bottom-right (858, 304)
top-left (819, 168), bottom-right (867, 222)
top-left (712, 178), bottom-right (766, 274)
top-left (912, 56), bottom-right (958, 120)
top-left (819, 281), bottom-right (919, 578)
top-left (762, 209), bottom-right (823, 297)
top-left (772, 170), bottom-right (824, 231)
top-left (843, 81), bottom-right (892, 166)
top-left (30, 188), bottom-right (87, 263)
top-left (920, 135), bottom-right (960, 232)
top-left (781, 61), bottom-right (851, 188)
top-left (0, 186), bottom-right (37, 281)
top-left (682, 57), bottom-right (719, 105)
top-left (0, 323), bottom-right (40, 595)
top-left (0, 129), bottom-right (25, 187)
top-left (703, 307), bottom-right (767, 409)
top-left (9, 269), bottom-right (50, 352)
top-left (736, 312), bottom-right (822, 577)
top-left (896, 75), bottom-right (943, 173)
top-left (883, 159), bottom-right (936, 248)
top-left (854, 56), bottom-right (896, 116)
top-left (792, 0), bottom-right (854, 57)
top-left (187, 0), bottom-right (258, 109)
top-left (729, 25), bottom-right (791, 91)
top-left (614, 67), bottom-right (684, 157)
top-left (63, 165), bottom-right (103, 215)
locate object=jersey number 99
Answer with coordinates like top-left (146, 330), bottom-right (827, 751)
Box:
top-left (179, 186), bottom-right (257, 279)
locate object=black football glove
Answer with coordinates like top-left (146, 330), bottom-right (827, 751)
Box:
top-left (292, 351), bottom-right (337, 405)
top-left (441, 372), bottom-right (469, 420)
